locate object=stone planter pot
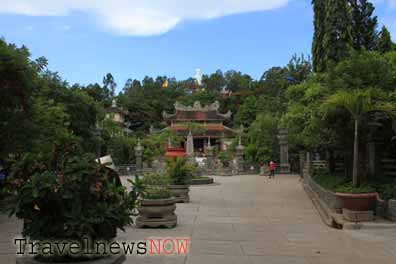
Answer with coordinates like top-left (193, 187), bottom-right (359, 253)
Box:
top-left (191, 177), bottom-right (214, 185)
top-left (136, 197), bottom-right (177, 228)
top-left (388, 199), bottom-right (396, 221)
top-left (169, 185), bottom-right (190, 203)
top-left (336, 192), bottom-right (378, 211)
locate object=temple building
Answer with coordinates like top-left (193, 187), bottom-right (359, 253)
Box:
top-left (163, 101), bottom-right (234, 155)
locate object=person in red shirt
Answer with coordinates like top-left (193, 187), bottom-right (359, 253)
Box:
top-left (268, 161), bottom-right (276, 179)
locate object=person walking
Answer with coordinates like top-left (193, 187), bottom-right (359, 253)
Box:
top-left (268, 161), bottom-right (276, 179)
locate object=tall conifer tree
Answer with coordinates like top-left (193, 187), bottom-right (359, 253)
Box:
top-left (377, 25), bottom-right (395, 53)
top-left (323, 0), bottom-right (353, 67)
top-left (312, 0), bottom-right (327, 72)
top-left (349, 0), bottom-right (377, 50)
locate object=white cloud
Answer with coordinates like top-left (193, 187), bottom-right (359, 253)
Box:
top-left (0, 0), bottom-right (290, 36)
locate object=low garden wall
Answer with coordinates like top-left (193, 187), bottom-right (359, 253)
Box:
top-left (305, 172), bottom-right (396, 221)
top-left (304, 174), bottom-right (342, 213)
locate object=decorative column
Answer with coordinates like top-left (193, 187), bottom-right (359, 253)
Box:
top-left (186, 130), bottom-right (195, 163)
top-left (299, 150), bottom-right (306, 178)
top-left (277, 128), bottom-right (291, 174)
top-left (135, 138), bottom-right (143, 174)
top-left (235, 135), bottom-right (245, 174)
top-left (306, 152), bottom-right (312, 176)
top-left (206, 138), bottom-right (214, 171)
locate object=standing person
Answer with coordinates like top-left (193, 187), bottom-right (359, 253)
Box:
top-left (269, 161), bottom-right (276, 179)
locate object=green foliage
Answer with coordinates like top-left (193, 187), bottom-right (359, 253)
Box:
top-left (166, 157), bottom-right (193, 185)
top-left (311, 168), bottom-right (396, 199)
top-left (312, 0), bottom-right (327, 72)
top-left (323, 0), bottom-right (353, 67)
top-left (130, 174), bottom-right (172, 200)
top-left (142, 130), bottom-right (179, 163)
top-left (377, 25), bottom-right (395, 54)
top-left (217, 151), bottom-right (231, 165)
top-left (245, 114), bottom-right (279, 164)
top-left (234, 96), bottom-right (257, 128)
top-left (311, 168), bottom-right (349, 191)
top-left (350, 0), bottom-right (378, 51)
top-left (335, 182), bottom-right (376, 193)
top-left (3, 144), bottom-right (135, 260)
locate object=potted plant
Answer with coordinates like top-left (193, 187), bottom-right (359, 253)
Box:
top-left (167, 157), bottom-right (193, 203)
top-left (335, 184), bottom-right (378, 211)
top-left (5, 144), bottom-right (134, 263)
top-left (132, 174), bottom-right (177, 228)
top-left (191, 176), bottom-right (214, 185)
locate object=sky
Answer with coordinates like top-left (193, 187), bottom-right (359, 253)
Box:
top-left (0, 0), bottom-right (395, 91)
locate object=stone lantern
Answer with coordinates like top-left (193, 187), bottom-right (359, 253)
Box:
top-left (134, 138), bottom-right (143, 174)
top-left (277, 128), bottom-right (291, 174)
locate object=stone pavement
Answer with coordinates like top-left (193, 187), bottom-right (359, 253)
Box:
top-left (2, 174), bottom-right (396, 263)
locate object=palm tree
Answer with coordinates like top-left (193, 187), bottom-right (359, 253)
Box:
top-left (322, 89), bottom-right (394, 187)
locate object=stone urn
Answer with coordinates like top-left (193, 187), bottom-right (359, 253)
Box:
top-left (191, 177), bottom-right (214, 185)
top-left (136, 197), bottom-right (177, 228)
top-left (169, 185), bottom-right (190, 203)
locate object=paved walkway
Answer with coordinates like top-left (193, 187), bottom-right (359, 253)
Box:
top-left (1, 174), bottom-right (396, 263)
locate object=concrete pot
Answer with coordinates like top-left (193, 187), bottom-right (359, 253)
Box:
top-left (336, 192), bottom-right (378, 211)
top-left (169, 185), bottom-right (190, 203)
top-left (191, 177), bottom-right (214, 185)
top-left (136, 197), bottom-right (177, 228)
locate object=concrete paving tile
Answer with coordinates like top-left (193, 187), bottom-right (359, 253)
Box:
top-left (190, 240), bottom-right (243, 256)
top-left (124, 254), bottom-right (186, 264)
top-left (186, 255), bottom-right (251, 264)
top-left (192, 231), bottom-right (287, 243)
top-left (249, 255), bottom-right (310, 264)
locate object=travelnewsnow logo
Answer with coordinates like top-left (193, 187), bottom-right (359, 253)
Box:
top-left (15, 237), bottom-right (190, 257)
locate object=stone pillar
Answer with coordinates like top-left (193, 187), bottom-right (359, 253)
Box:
top-left (206, 139), bottom-right (214, 171)
top-left (235, 136), bottom-right (245, 174)
top-left (306, 152), bottom-right (312, 176)
top-left (277, 128), bottom-right (291, 174)
top-left (135, 138), bottom-right (143, 175)
top-left (299, 150), bottom-right (306, 178)
top-left (186, 130), bottom-right (195, 163)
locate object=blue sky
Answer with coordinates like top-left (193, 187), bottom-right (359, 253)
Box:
top-left (0, 0), bottom-right (394, 91)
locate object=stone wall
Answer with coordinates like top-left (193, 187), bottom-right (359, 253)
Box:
top-left (388, 199), bottom-right (396, 221)
top-left (304, 174), bottom-right (342, 213)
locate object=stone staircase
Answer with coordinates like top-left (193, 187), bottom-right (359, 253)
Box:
top-left (381, 158), bottom-right (396, 177)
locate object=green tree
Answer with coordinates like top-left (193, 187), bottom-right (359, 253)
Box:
top-left (322, 88), bottom-right (394, 186)
top-left (245, 114), bottom-right (279, 164)
top-left (349, 0), bottom-right (378, 50)
top-left (312, 0), bottom-right (327, 72)
top-left (234, 96), bottom-right (257, 128)
top-left (377, 25), bottom-right (395, 54)
top-left (102, 73), bottom-right (116, 104)
top-left (202, 70), bottom-right (226, 91)
top-left (323, 0), bottom-right (353, 68)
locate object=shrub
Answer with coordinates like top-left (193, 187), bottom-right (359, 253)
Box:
top-left (4, 144), bottom-right (135, 262)
top-left (311, 168), bottom-right (349, 191)
top-left (130, 173), bottom-right (172, 200)
top-left (166, 157), bottom-right (193, 185)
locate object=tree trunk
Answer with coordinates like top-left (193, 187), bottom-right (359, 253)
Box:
top-left (353, 118), bottom-right (359, 187)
